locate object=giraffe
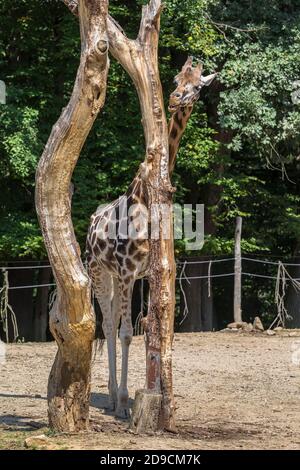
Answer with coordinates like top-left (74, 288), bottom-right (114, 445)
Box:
top-left (86, 58), bottom-right (216, 418)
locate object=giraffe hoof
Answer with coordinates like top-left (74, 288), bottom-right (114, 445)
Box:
top-left (115, 406), bottom-right (130, 419)
top-left (107, 395), bottom-right (118, 412)
top-left (107, 400), bottom-right (117, 411)
top-left (107, 402), bottom-right (116, 412)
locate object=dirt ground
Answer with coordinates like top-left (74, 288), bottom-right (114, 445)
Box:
top-left (1, 331), bottom-right (300, 450)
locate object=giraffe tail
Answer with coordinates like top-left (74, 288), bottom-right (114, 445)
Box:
top-left (92, 338), bottom-right (105, 363)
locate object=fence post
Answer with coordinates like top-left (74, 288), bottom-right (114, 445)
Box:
top-left (234, 216), bottom-right (242, 322)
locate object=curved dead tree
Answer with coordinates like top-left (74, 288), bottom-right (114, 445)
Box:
top-left (35, 0), bottom-right (109, 432)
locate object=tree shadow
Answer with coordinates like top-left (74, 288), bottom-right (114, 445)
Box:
top-left (90, 392), bottom-right (134, 420)
top-left (0, 393), bottom-right (47, 431)
top-left (0, 393), bottom-right (46, 400)
top-left (0, 414), bottom-right (46, 431)
top-left (0, 392), bottom-right (133, 429)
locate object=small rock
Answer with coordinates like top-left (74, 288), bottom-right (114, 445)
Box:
top-left (272, 408), bottom-right (282, 413)
top-left (220, 328), bottom-right (239, 333)
top-left (274, 326), bottom-right (283, 332)
top-left (24, 435), bottom-right (50, 449)
top-left (288, 332), bottom-right (298, 337)
top-left (244, 323), bottom-right (254, 332)
top-left (227, 322), bottom-right (248, 329)
top-left (34, 394), bottom-right (42, 398)
top-left (265, 329), bottom-right (276, 336)
top-left (253, 317), bottom-right (264, 331)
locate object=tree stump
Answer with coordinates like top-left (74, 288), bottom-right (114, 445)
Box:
top-left (130, 389), bottom-right (162, 434)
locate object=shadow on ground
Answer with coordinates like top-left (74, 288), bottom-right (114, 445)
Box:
top-left (0, 414), bottom-right (46, 431)
top-left (90, 392), bottom-right (134, 416)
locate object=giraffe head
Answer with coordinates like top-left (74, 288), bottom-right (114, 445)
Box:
top-left (168, 57), bottom-right (216, 113)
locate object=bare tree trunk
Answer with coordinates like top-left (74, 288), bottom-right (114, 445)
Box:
top-left (35, 0), bottom-right (109, 432)
top-left (179, 258), bottom-right (214, 332)
top-left (286, 244), bottom-right (300, 328)
top-left (234, 216), bottom-right (242, 323)
top-left (107, 1), bottom-right (176, 432)
top-left (64, 0), bottom-right (176, 432)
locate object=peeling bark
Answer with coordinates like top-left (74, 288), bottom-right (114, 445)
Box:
top-left (107, 1), bottom-right (176, 432)
top-left (36, 0), bottom-right (109, 432)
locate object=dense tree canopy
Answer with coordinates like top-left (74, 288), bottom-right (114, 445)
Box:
top-left (0, 0), bottom-right (300, 323)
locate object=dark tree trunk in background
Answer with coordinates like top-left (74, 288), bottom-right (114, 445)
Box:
top-left (286, 245), bottom-right (300, 328)
top-left (176, 81), bottom-right (232, 334)
top-left (8, 267), bottom-right (34, 342)
top-left (179, 262), bottom-right (202, 332)
top-left (34, 267), bottom-right (52, 342)
top-left (179, 258), bottom-right (214, 332)
top-left (234, 217), bottom-right (242, 323)
top-left (203, 80), bottom-right (233, 237)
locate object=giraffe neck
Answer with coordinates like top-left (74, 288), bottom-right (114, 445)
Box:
top-left (126, 172), bottom-right (146, 206)
top-left (125, 105), bottom-right (193, 206)
top-left (168, 105), bottom-right (193, 176)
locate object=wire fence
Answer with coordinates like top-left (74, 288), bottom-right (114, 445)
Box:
top-left (0, 256), bottom-right (300, 289)
top-left (1, 255), bottom-right (300, 342)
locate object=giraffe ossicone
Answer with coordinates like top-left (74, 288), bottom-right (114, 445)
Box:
top-left (86, 58), bottom-right (216, 419)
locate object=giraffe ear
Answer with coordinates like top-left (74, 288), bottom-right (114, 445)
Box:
top-left (196, 62), bottom-right (203, 74)
top-left (201, 73), bottom-right (217, 86)
top-left (173, 73), bottom-right (180, 85)
top-left (182, 56), bottom-right (193, 74)
top-left (185, 56), bottom-right (193, 67)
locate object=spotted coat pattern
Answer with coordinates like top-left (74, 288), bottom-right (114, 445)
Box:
top-left (86, 59), bottom-right (216, 417)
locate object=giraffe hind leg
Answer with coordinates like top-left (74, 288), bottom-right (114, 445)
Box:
top-left (115, 278), bottom-right (134, 419)
top-left (92, 266), bottom-right (118, 411)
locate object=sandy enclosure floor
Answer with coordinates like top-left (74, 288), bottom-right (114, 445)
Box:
top-left (1, 332), bottom-right (300, 450)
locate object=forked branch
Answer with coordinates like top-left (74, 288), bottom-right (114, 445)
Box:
top-left (62, 0), bottom-right (176, 433)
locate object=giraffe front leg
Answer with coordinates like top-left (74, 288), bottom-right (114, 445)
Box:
top-left (116, 280), bottom-right (134, 419)
top-left (116, 320), bottom-right (133, 418)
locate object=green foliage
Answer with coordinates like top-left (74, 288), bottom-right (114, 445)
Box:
top-left (0, 214), bottom-right (45, 258)
top-left (0, 104), bottom-right (40, 182)
top-left (0, 0), bottom-right (299, 273)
